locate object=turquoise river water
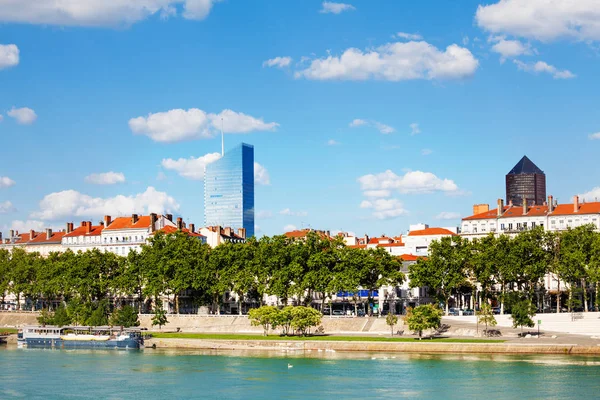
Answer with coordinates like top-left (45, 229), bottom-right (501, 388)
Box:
top-left (1, 346), bottom-right (600, 399)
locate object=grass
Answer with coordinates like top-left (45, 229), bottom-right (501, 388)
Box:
top-left (0, 328), bottom-right (18, 335)
top-left (149, 332), bottom-right (504, 343)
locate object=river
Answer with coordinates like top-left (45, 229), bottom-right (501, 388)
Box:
top-left (1, 346), bottom-right (599, 399)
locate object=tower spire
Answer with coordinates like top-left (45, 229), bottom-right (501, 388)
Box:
top-left (221, 117), bottom-right (224, 157)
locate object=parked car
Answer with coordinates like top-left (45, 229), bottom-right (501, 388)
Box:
top-left (462, 309), bottom-right (475, 316)
top-left (356, 309), bottom-right (366, 317)
top-left (448, 308), bottom-right (460, 316)
top-left (332, 310), bottom-right (345, 316)
top-left (492, 307), bottom-right (501, 315)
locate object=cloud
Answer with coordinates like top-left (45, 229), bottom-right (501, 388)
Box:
top-left (395, 32), bottom-right (423, 41)
top-left (360, 198), bottom-right (408, 219)
top-left (30, 187), bottom-right (179, 221)
top-left (0, 176), bottom-right (16, 188)
top-left (6, 220), bottom-right (52, 232)
top-left (421, 148), bottom-right (432, 156)
top-left (435, 211), bottom-right (461, 220)
top-left (84, 172), bottom-right (126, 185)
top-left (579, 187), bottom-right (600, 202)
top-left (350, 119), bottom-right (395, 134)
top-left (0, 0), bottom-right (220, 27)
top-left (489, 37), bottom-right (532, 61)
top-left (279, 208), bottom-right (308, 217)
top-left (358, 169), bottom-right (460, 195)
top-left (161, 152), bottom-right (222, 180)
top-left (589, 132), bottom-right (600, 140)
top-left (7, 107), bottom-right (37, 125)
top-left (476, 0), bottom-right (600, 42)
top-left (319, 2), bottom-right (355, 14)
top-left (0, 44), bottom-right (19, 69)
top-left (410, 123), bottom-right (420, 135)
top-left (283, 224), bottom-right (298, 232)
top-left (327, 139), bottom-right (340, 146)
top-left (263, 56), bottom-right (292, 68)
top-left (295, 41), bottom-right (478, 81)
top-left (254, 162), bottom-right (270, 185)
top-left (256, 210), bottom-right (273, 219)
top-left (513, 60), bottom-right (575, 79)
top-left (0, 201), bottom-right (16, 214)
top-left (363, 190), bottom-right (391, 198)
top-left (129, 108), bottom-right (279, 143)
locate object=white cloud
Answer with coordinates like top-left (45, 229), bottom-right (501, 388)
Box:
top-left (156, 171), bottom-right (168, 181)
top-left (358, 169), bottom-right (460, 195)
top-left (489, 37), bottom-right (532, 61)
top-left (360, 198), bottom-right (408, 219)
top-left (295, 41), bottom-right (479, 81)
top-left (279, 208), bottom-right (308, 217)
top-left (7, 107), bottom-right (37, 125)
top-left (319, 2), bottom-right (355, 14)
top-left (589, 132), bottom-right (600, 140)
top-left (327, 139), bottom-right (340, 146)
top-left (421, 148), bottom-right (432, 156)
top-left (435, 211), bottom-right (461, 220)
top-left (0, 0), bottom-right (220, 27)
top-left (363, 190), bottom-right (391, 198)
top-left (410, 122), bottom-right (420, 135)
top-left (462, 36), bottom-right (470, 46)
top-left (283, 224), bottom-right (298, 232)
top-left (0, 176), bottom-right (16, 188)
top-left (349, 118), bottom-right (367, 127)
top-left (161, 152), bottom-right (222, 180)
top-left (256, 210), bottom-right (273, 219)
top-left (579, 187), bottom-right (600, 202)
top-left (6, 220), bottom-right (51, 232)
top-left (129, 108), bottom-right (279, 143)
top-left (84, 172), bottom-right (126, 185)
top-left (395, 32), bottom-right (423, 41)
top-left (374, 122), bottom-right (395, 134)
top-left (254, 162), bottom-right (270, 185)
top-left (0, 44), bottom-right (19, 69)
top-left (513, 60), bottom-right (575, 79)
top-left (0, 201), bottom-right (16, 214)
top-left (263, 56), bottom-right (292, 68)
top-left (30, 187), bottom-right (179, 221)
top-left (476, 0), bottom-right (600, 42)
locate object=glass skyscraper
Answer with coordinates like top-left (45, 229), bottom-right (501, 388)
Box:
top-left (204, 143), bottom-right (255, 238)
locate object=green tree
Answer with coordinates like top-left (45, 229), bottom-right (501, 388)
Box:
top-left (588, 233), bottom-right (600, 311)
top-left (276, 306), bottom-right (294, 336)
top-left (0, 249), bottom-right (11, 306)
top-left (404, 304), bottom-right (443, 339)
top-left (109, 305), bottom-right (140, 327)
top-left (558, 225), bottom-right (595, 312)
top-left (290, 306), bottom-right (322, 336)
top-left (477, 303), bottom-right (497, 336)
top-left (386, 313), bottom-right (398, 336)
top-left (359, 247), bottom-right (404, 316)
top-left (52, 303), bottom-right (72, 326)
top-left (248, 305), bottom-right (280, 336)
top-left (151, 300), bottom-right (168, 329)
top-left (87, 300), bottom-right (109, 326)
top-left (510, 298), bottom-right (536, 335)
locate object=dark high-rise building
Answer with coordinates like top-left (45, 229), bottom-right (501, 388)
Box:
top-left (505, 155), bottom-right (546, 207)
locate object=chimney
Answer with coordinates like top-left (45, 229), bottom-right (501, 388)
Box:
top-left (497, 199), bottom-right (504, 217)
top-left (66, 222), bottom-right (72, 234)
top-left (46, 228), bottom-right (53, 239)
top-left (237, 228), bottom-right (246, 239)
top-left (86, 221), bottom-right (92, 234)
top-left (30, 229), bottom-right (35, 239)
top-left (176, 217), bottom-right (183, 230)
top-left (9, 230), bottom-right (14, 239)
top-left (150, 213), bottom-right (157, 232)
top-left (574, 195), bottom-right (580, 213)
top-left (548, 195), bottom-right (554, 212)
top-left (523, 197), bottom-right (528, 215)
top-left (508, 200), bottom-right (513, 207)
top-left (132, 214), bottom-right (138, 225)
top-left (189, 223), bottom-right (195, 233)
top-left (224, 227), bottom-right (232, 237)
top-left (99, 221), bottom-right (104, 227)
top-left (166, 214), bottom-right (173, 222)
top-left (81, 221), bottom-right (87, 227)
top-left (104, 215), bottom-right (112, 228)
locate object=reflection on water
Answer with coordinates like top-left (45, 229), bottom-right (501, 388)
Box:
top-left (1, 346), bottom-right (600, 399)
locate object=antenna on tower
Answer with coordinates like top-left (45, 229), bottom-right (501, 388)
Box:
top-left (221, 117), bottom-right (224, 157)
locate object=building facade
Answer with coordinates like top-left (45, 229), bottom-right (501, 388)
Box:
top-left (204, 143), bottom-right (255, 238)
top-left (506, 155), bottom-right (546, 206)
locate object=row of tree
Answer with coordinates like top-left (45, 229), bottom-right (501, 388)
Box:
top-left (409, 225), bottom-right (600, 315)
top-left (0, 231), bottom-right (403, 315)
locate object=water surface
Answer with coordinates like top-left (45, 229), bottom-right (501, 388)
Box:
top-left (1, 346), bottom-right (599, 399)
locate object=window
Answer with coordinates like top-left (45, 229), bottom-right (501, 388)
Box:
top-left (551, 220), bottom-right (556, 225)
top-left (517, 223), bottom-right (522, 229)
top-left (531, 222), bottom-right (536, 228)
top-left (500, 223), bottom-right (505, 230)
top-left (508, 223), bottom-right (513, 230)
top-left (473, 227), bottom-right (477, 233)
top-left (523, 222), bottom-right (527, 229)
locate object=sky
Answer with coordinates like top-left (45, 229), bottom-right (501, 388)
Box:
top-left (1, 0), bottom-right (600, 238)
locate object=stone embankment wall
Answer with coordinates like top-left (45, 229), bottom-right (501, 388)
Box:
top-left (0, 312), bottom-right (38, 327)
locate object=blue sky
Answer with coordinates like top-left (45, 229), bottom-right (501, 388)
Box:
top-left (1, 0), bottom-right (600, 237)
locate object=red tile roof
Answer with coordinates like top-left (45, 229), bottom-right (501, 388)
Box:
top-left (463, 201), bottom-right (600, 220)
top-left (551, 202), bottom-right (600, 216)
top-left (157, 225), bottom-right (205, 238)
top-left (104, 216), bottom-right (152, 231)
top-left (14, 233), bottom-right (35, 244)
top-left (399, 254), bottom-right (426, 261)
top-left (368, 236), bottom-right (392, 244)
top-left (377, 242), bottom-right (405, 248)
top-left (499, 205), bottom-right (549, 218)
top-left (347, 244), bottom-right (367, 249)
top-left (407, 228), bottom-right (456, 236)
top-left (28, 231), bottom-right (66, 244)
top-left (63, 225), bottom-right (104, 238)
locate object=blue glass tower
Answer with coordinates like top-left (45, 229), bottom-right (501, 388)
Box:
top-left (204, 143), bottom-right (255, 238)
